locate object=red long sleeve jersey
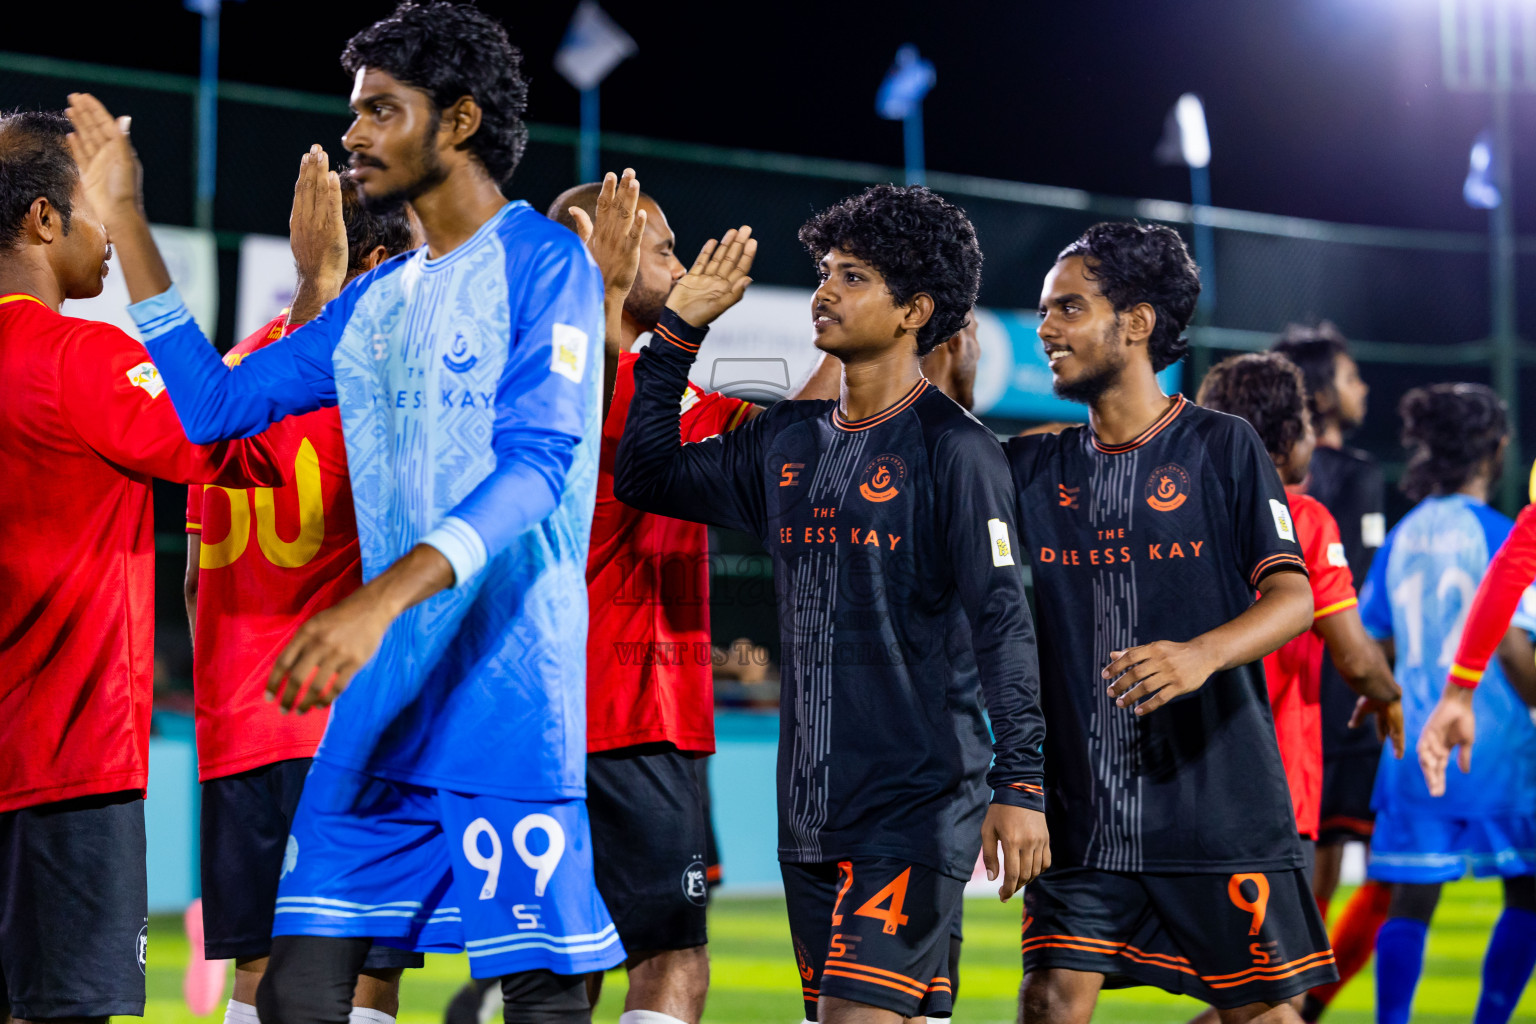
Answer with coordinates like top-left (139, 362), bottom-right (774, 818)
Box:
top-left (0, 294), bottom-right (281, 812)
top-left (1449, 503), bottom-right (1536, 688)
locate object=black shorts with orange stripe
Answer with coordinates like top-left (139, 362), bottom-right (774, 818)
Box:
top-left (784, 858), bottom-right (961, 1020)
top-left (1021, 864), bottom-right (1338, 1010)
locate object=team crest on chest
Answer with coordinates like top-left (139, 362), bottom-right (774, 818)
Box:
top-left (858, 454), bottom-right (907, 503)
top-left (1145, 464), bottom-right (1190, 512)
top-left (442, 331), bottom-right (478, 373)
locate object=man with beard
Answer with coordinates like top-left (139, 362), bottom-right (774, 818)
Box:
top-left (65, 1), bottom-right (624, 1020)
top-left (1005, 222), bottom-right (1332, 1023)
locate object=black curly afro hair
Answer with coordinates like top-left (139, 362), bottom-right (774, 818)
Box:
top-left (342, 1), bottom-right (528, 186)
top-left (798, 184), bottom-right (982, 357)
top-left (1398, 382), bottom-right (1507, 501)
top-left (1057, 222), bottom-right (1201, 372)
top-left (1196, 353), bottom-right (1309, 463)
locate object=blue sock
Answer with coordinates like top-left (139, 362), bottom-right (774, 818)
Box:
top-left (1475, 906), bottom-right (1536, 1024)
top-left (1375, 917), bottom-right (1429, 1024)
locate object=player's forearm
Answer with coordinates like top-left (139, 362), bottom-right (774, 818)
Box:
top-left (99, 201), bottom-right (172, 304)
top-left (1190, 570), bottom-right (1313, 675)
top-left (612, 312), bottom-right (706, 518)
top-left (1317, 607), bottom-right (1401, 704)
top-left (364, 543), bottom-right (457, 620)
top-left (287, 271), bottom-right (346, 327)
top-left (1450, 505), bottom-right (1536, 685)
top-left (130, 286), bottom-right (322, 443)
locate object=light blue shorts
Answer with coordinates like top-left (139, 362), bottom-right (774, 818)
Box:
top-left (1368, 808), bottom-right (1536, 884)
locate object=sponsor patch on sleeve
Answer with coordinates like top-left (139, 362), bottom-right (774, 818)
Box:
top-left (1361, 512), bottom-right (1386, 548)
top-left (1270, 498), bottom-right (1296, 543)
top-left (125, 361), bottom-right (165, 399)
top-left (1326, 542), bottom-right (1348, 567)
top-left (988, 517), bottom-right (1015, 567)
top-left (551, 323), bottom-right (588, 383)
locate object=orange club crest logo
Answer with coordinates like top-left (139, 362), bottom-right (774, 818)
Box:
top-left (1145, 463), bottom-right (1191, 512)
top-left (858, 454), bottom-right (907, 503)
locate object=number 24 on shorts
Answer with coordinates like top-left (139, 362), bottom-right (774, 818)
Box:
top-left (462, 814), bottom-right (567, 900)
top-left (832, 862), bottom-right (913, 936)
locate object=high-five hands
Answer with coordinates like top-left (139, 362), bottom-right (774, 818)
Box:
top-left (64, 92), bottom-right (142, 219)
top-left (570, 168), bottom-right (646, 303)
top-left (287, 145), bottom-right (348, 324)
top-left (665, 226), bottom-right (756, 328)
top-left (980, 804), bottom-right (1050, 902)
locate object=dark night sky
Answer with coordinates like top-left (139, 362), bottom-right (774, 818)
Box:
top-left (16, 0), bottom-right (1536, 231)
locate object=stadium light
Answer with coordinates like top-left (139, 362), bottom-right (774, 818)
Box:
top-left (876, 45), bottom-right (936, 186)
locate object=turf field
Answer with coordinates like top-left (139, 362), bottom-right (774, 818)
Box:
top-left (144, 881), bottom-right (1532, 1022)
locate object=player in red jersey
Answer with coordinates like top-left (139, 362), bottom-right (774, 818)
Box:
top-left (1193, 354), bottom-right (1404, 1022)
top-left (1419, 474), bottom-right (1536, 798)
top-left (0, 110), bottom-right (281, 1024)
top-left (183, 165), bottom-right (417, 1024)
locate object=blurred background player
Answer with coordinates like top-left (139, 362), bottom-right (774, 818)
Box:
top-left (63, 0), bottom-right (626, 1019)
top-left (0, 110), bottom-right (281, 1024)
top-left (615, 184), bottom-right (1049, 1024)
top-left (184, 167), bottom-right (417, 1024)
top-left (1009, 223), bottom-right (1330, 1023)
top-left (1355, 383), bottom-right (1536, 1024)
top-left (1269, 324), bottom-right (1390, 1022)
top-left (1193, 352), bottom-right (1405, 1020)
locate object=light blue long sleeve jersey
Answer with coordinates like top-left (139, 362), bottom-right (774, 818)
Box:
top-left (130, 201), bottom-right (604, 800)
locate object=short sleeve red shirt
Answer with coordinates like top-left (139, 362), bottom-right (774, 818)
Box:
top-left (0, 295), bottom-right (280, 811)
top-left (1263, 491), bottom-right (1359, 837)
top-left (585, 350), bottom-right (752, 754)
top-left (185, 314), bottom-right (362, 780)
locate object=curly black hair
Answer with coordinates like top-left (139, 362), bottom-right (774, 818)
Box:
top-left (341, 1), bottom-right (528, 186)
top-left (1271, 322), bottom-right (1349, 427)
top-left (1057, 222), bottom-right (1200, 372)
top-left (798, 184), bottom-right (982, 356)
top-left (1195, 353), bottom-right (1309, 462)
top-left (0, 111), bottom-right (75, 249)
top-left (1399, 382), bottom-right (1507, 501)
top-left (340, 172), bottom-right (416, 274)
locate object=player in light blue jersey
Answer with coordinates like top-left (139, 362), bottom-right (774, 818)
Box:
top-left (65, 4), bottom-right (622, 1021)
top-left (1357, 383), bottom-right (1536, 1024)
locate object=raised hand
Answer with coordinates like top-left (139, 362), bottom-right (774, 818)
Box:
top-left (64, 93), bottom-right (143, 219)
top-left (571, 168), bottom-right (646, 300)
top-left (287, 145), bottom-right (348, 324)
top-left (665, 225), bottom-right (756, 329)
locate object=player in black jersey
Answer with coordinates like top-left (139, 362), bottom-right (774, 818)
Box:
top-left (1270, 324), bottom-right (1387, 1021)
top-left (615, 185), bottom-right (1048, 1024)
top-left (1007, 222), bottom-right (1335, 1023)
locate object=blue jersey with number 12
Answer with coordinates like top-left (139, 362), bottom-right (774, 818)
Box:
top-left (130, 201), bottom-right (603, 800)
top-left (1359, 494), bottom-right (1536, 818)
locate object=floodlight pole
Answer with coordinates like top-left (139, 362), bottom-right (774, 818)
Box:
top-left (193, 0), bottom-right (221, 231)
top-left (904, 108), bottom-right (926, 186)
top-left (579, 87), bottom-right (599, 184)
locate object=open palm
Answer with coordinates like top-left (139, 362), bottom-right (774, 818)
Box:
top-left (64, 93), bottom-right (143, 217)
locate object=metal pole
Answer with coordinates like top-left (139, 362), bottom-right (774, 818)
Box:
top-left (579, 87), bottom-right (599, 183)
top-left (903, 108), bottom-right (925, 186)
top-left (1491, 85), bottom-right (1521, 510)
top-left (1189, 164), bottom-right (1216, 316)
top-left (194, 0), bottom-right (220, 230)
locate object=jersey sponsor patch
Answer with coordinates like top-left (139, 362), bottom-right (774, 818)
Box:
top-left (125, 360), bottom-right (165, 399)
top-left (680, 387), bottom-right (700, 415)
top-left (1270, 498), bottom-right (1296, 542)
top-left (551, 323), bottom-right (588, 383)
top-left (988, 517), bottom-right (1015, 566)
top-left (1326, 542), bottom-right (1348, 568)
top-left (1361, 512), bottom-right (1386, 548)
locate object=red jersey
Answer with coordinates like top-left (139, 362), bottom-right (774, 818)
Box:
top-left (586, 350), bottom-right (752, 753)
top-left (186, 314), bottom-right (362, 780)
top-left (0, 294), bottom-right (280, 813)
top-left (1449, 502), bottom-right (1536, 688)
top-left (1263, 491), bottom-right (1359, 837)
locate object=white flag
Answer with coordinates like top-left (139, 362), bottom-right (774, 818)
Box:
top-left (554, 1), bottom-right (637, 92)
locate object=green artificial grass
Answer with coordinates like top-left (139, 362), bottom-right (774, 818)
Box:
top-left (140, 880), bottom-right (1532, 1022)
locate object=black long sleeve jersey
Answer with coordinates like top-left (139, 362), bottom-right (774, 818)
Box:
top-left (615, 311), bottom-right (1046, 880)
top-left (1006, 399), bottom-right (1310, 873)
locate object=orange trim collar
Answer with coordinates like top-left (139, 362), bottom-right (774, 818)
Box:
top-left (833, 379), bottom-right (928, 432)
top-left (1091, 394), bottom-right (1187, 454)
